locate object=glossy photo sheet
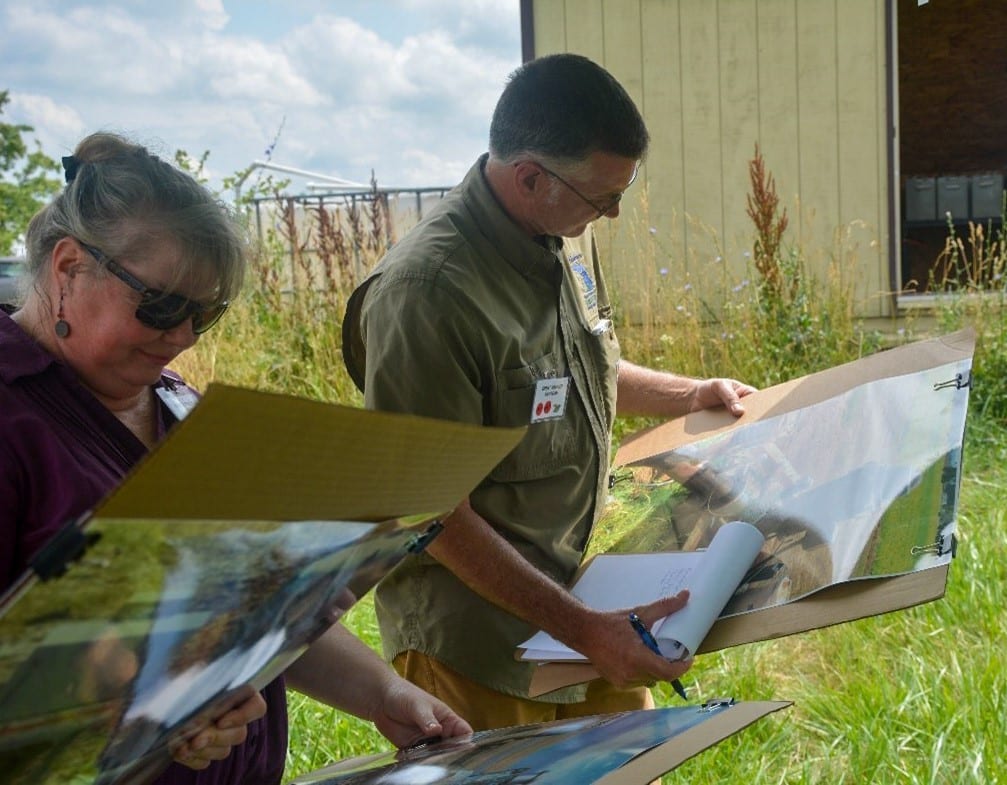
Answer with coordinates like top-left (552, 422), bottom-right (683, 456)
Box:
top-left (0, 385), bottom-right (526, 785)
top-left (526, 330), bottom-right (974, 695)
top-left (608, 330), bottom-right (974, 615)
top-left (291, 700), bottom-right (791, 785)
top-left (0, 517), bottom-right (434, 785)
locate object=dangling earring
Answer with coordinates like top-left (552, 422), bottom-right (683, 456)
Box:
top-left (55, 290), bottom-right (71, 338)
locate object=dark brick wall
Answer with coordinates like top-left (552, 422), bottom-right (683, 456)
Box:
top-left (898, 0), bottom-right (1005, 290)
top-left (898, 0), bottom-right (1007, 177)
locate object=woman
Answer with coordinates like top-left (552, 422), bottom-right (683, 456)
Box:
top-left (0, 133), bottom-right (470, 784)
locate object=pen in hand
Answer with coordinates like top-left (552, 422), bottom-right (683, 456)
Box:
top-left (628, 612), bottom-right (688, 702)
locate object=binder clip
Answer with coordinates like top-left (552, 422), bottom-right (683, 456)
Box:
top-left (407, 520), bottom-right (445, 554)
top-left (29, 518), bottom-right (101, 581)
top-left (608, 468), bottom-right (633, 489)
top-left (911, 531), bottom-right (958, 558)
top-left (700, 697), bottom-right (736, 712)
top-left (933, 372), bottom-right (972, 391)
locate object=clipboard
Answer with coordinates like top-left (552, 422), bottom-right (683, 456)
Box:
top-left (521, 330), bottom-right (973, 697)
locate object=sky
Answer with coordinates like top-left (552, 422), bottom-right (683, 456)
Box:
top-left (1, 0), bottom-right (522, 195)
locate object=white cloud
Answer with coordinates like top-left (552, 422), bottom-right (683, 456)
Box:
top-left (203, 36), bottom-right (325, 105)
top-left (399, 146), bottom-right (475, 187)
top-left (1, 0), bottom-right (521, 191)
top-left (7, 93), bottom-right (85, 144)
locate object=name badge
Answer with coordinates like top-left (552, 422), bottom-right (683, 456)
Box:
top-left (530, 377), bottom-right (571, 423)
top-left (156, 384), bottom-right (200, 421)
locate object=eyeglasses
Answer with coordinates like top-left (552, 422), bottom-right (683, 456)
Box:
top-left (79, 242), bottom-right (228, 334)
top-left (538, 162), bottom-right (639, 219)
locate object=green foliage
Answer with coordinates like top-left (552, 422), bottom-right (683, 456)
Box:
top-left (173, 148), bottom-right (211, 185)
top-left (170, 179), bottom-right (384, 406)
top-left (0, 90), bottom-right (61, 254)
top-left (928, 204), bottom-right (1007, 425)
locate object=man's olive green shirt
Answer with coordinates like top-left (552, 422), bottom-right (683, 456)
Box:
top-left (342, 155), bottom-right (620, 701)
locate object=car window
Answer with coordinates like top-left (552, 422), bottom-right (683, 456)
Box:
top-left (0, 259), bottom-right (26, 277)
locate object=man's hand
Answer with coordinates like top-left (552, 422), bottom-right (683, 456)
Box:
top-left (171, 692), bottom-right (268, 770)
top-left (689, 378), bottom-right (757, 417)
top-left (568, 591), bottom-right (694, 690)
top-left (616, 361), bottom-right (756, 418)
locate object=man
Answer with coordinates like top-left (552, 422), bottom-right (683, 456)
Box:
top-left (342, 53), bottom-right (754, 730)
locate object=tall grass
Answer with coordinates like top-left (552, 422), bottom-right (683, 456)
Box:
top-left (927, 204), bottom-right (1007, 425)
top-left (609, 147), bottom-right (883, 398)
top-left (175, 152), bottom-right (1006, 784)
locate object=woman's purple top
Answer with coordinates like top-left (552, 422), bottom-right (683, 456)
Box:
top-left (0, 309), bottom-right (288, 785)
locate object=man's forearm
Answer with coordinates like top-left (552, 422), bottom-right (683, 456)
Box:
top-left (427, 499), bottom-right (696, 689)
top-left (616, 360), bottom-right (699, 417)
top-left (426, 500), bottom-right (602, 652)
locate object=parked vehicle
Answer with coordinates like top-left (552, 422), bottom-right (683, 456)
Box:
top-left (0, 257), bottom-right (26, 306)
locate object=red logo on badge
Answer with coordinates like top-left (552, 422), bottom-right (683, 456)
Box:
top-left (544, 401), bottom-right (552, 414)
top-left (536, 403), bottom-right (544, 416)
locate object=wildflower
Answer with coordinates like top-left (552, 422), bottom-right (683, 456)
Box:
top-left (743, 251), bottom-right (751, 259)
top-left (676, 305), bottom-right (685, 312)
top-left (649, 227), bottom-right (657, 235)
top-left (683, 283), bottom-right (692, 292)
top-left (659, 267), bottom-right (669, 276)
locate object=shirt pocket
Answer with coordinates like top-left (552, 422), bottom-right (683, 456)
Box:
top-left (487, 350), bottom-right (580, 482)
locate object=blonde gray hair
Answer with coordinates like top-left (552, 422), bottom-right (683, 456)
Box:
top-left (24, 132), bottom-right (246, 308)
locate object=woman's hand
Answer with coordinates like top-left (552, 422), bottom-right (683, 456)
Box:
top-left (369, 676), bottom-right (473, 748)
top-left (171, 692), bottom-right (268, 770)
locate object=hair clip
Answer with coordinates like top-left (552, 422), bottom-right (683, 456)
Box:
top-left (61, 155), bottom-right (80, 184)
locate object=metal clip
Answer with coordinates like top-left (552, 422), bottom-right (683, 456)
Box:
top-left (933, 372), bottom-right (972, 391)
top-left (29, 519), bottom-right (101, 581)
top-left (407, 520), bottom-right (444, 554)
top-left (608, 468), bottom-right (633, 489)
top-left (700, 697), bottom-right (736, 712)
top-left (591, 318), bottom-right (613, 336)
top-left (911, 532), bottom-right (957, 558)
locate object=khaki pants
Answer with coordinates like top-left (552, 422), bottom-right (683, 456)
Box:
top-left (393, 649), bottom-right (654, 731)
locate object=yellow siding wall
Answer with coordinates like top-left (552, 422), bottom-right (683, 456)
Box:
top-left (532, 0), bottom-right (891, 318)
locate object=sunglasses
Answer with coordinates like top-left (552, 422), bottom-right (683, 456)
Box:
top-left (79, 242), bottom-right (228, 334)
